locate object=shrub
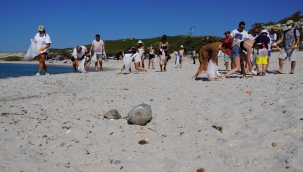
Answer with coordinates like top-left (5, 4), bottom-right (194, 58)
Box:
top-left (5, 56), bottom-right (22, 61)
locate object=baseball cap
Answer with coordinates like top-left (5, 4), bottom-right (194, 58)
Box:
top-left (286, 20), bottom-right (294, 25)
top-left (261, 30), bottom-right (268, 34)
top-left (224, 31), bottom-right (230, 34)
top-left (38, 25), bottom-right (45, 31)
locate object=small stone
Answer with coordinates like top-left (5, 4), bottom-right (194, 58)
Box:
top-left (272, 142), bottom-right (277, 147)
top-left (103, 109), bottom-right (121, 120)
top-left (114, 160), bottom-right (121, 164)
top-left (283, 110), bottom-right (287, 113)
top-left (59, 142), bottom-right (65, 147)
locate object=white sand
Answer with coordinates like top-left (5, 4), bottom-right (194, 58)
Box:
top-left (0, 52), bottom-right (303, 172)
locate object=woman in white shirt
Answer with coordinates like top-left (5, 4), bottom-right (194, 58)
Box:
top-left (33, 25), bottom-right (51, 76)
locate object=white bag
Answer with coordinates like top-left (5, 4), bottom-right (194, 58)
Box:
top-left (175, 55), bottom-right (180, 65)
top-left (24, 39), bottom-right (40, 60)
top-left (207, 60), bottom-right (218, 81)
top-left (123, 53), bottom-right (134, 73)
top-left (91, 53), bottom-right (97, 63)
top-left (160, 50), bottom-right (165, 65)
top-left (77, 58), bottom-right (86, 73)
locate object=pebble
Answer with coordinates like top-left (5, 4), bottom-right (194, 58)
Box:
top-left (114, 160), bottom-right (121, 164)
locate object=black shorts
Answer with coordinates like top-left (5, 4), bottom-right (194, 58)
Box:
top-left (149, 54), bottom-right (155, 59)
top-left (71, 55), bottom-right (85, 62)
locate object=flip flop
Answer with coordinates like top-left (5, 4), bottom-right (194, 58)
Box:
top-left (289, 72), bottom-right (294, 74)
top-left (274, 71), bottom-right (283, 74)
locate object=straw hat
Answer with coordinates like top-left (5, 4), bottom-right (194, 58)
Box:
top-left (137, 40), bottom-right (143, 44)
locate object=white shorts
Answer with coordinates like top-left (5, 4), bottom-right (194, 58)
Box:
top-left (278, 48), bottom-right (296, 61)
top-left (134, 53), bottom-right (141, 63)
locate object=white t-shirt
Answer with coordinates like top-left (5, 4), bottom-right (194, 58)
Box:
top-left (268, 32), bottom-right (277, 50)
top-left (192, 50), bottom-right (196, 56)
top-left (230, 29), bottom-right (249, 45)
top-left (249, 34), bottom-right (258, 40)
top-left (34, 33), bottom-right (51, 53)
top-left (72, 46), bottom-right (88, 59)
top-left (92, 40), bottom-right (104, 54)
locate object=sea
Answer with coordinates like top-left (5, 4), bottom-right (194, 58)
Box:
top-left (0, 63), bottom-right (73, 79)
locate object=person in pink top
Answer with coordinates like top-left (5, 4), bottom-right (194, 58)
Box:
top-left (90, 34), bottom-right (106, 72)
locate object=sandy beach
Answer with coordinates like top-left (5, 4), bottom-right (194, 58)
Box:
top-left (1, 51), bottom-right (303, 172)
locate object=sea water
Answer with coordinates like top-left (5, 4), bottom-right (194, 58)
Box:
top-left (0, 63), bottom-right (73, 79)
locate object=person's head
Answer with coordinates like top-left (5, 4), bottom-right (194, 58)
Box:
top-left (95, 34), bottom-right (100, 41)
top-left (38, 25), bottom-right (46, 34)
top-left (238, 21), bottom-right (246, 32)
top-left (180, 45), bottom-right (184, 49)
top-left (271, 25), bottom-right (278, 33)
top-left (253, 41), bottom-right (264, 50)
top-left (116, 51), bottom-right (123, 60)
top-left (261, 30), bottom-right (268, 35)
top-left (252, 27), bottom-right (259, 35)
top-left (286, 20), bottom-right (294, 30)
top-left (76, 46), bottom-right (82, 53)
top-left (137, 40), bottom-right (143, 47)
top-left (224, 30), bottom-right (230, 37)
top-left (161, 35), bottom-right (167, 43)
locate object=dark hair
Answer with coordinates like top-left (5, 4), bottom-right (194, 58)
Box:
top-left (239, 21), bottom-right (245, 27)
top-left (96, 34), bottom-right (100, 38)
top-left (161, 35), bottom-right (167, 42)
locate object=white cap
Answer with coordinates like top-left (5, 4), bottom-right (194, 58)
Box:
top-left (180, 45), bottom-right (184, 48)
top-left (137, 40), bottom-right (143, 44)
top-left (261, 30), bottom-right (268, 34)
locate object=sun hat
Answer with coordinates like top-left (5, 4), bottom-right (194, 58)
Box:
top-left (137, 40), bottom-right (143, 44)
top-left (261, 30), bottom-right (268, 34)
top-left (38, 25), bottom-right (45, 31)
top-left (286, 20), bottom-right (294, 25)
top-left (271, 25), bottom-right (278, 32)
top-left (180, 45), bottom-right (184, 48)
top-left (224, 30), bottom-right (230, 34)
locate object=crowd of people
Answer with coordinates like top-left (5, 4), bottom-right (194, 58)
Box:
top-left (31, 20), bottom-right (300, 79)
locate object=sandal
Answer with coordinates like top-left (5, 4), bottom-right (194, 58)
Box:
top-left (289, 72), bottom-right (294, 74)
top-left (274, 71), bottom-right (283, 74)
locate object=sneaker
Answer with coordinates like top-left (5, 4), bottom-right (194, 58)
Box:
top-left (36, 73), bottom-right (40, 76)
top-left (216, 71), bottom-right (221, 77)
top-left (46, 73), bottom-right (50, 76)
top-left (251, 70), bottom-right (258, 76)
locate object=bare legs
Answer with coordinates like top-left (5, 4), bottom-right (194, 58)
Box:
top-left (278, 59), bottom-right (296, 74)
top-left (95, 58), bottom-right (103, 71)
top-left (159, 56), bottom-right (168, 72)
top-left (191, 60), bottom-right (205, 79)
top-left (118, 65), bottom-right (132, 74)
top-left (135, 62), bottom-right (148, 73)
top-left (38, 54), bottom-right (49, 74)
top-left (141, 57), bottom-right (145, 68)
top-left (148, 58), bottom-right (154, 69)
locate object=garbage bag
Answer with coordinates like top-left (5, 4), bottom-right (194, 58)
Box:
top-left (77, 58), bottom-right (86, 73)
top-left (207, 60), bottom-right (218, 81)
top-left (175, 55), bottom-right (180, 65)
top-left (24, 39), bottom-right (40, 60)
top-left (160, 50), bottom-right (165, 65)
top-left (91, 53), bottom-right (97, 63)
top-left (127, 104), bottom-right (152, 126)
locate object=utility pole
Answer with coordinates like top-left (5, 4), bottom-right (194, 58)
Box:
top-left (189, 27), bottom-right (195, 37)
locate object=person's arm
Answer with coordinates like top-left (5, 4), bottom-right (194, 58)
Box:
top-left (143, 46), bottom-right (145, 54)
top-left (102, 42), bottom-right (106, 55)
top-left (90, 41), bottom-right (94, 55)
top-left (295, 33), bottom-right (300, 47)
top-left (275, 35), bottom-right (284, 45)
top-left (246, 46), bottom-right (253, 71)
top-left (158, 42), bottom-right (162, 51)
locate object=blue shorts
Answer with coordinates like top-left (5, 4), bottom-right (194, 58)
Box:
top-left (268, 50), bottom-right (271, 57)
top-left (96, 54), bottom-right (103, 59)
top-left (231, 44), bottom-right (241, 58)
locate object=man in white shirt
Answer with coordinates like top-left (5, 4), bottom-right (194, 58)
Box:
top-left (192, 49), bottom-right (196, 64)
top-left (230, 21), bottom-right (249, 73)
top-left (71, 46), bottom-right (89, 72)
top-left (90, 34), bottom-right (106, 72)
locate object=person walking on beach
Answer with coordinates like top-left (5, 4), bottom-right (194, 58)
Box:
top-left (137, 40), bottom-right (145, 69)
top-left (158, 35), bottom-right (170, 72)
top-left (191, 42), bottom-right (228, 80)
top-left (90, 34), bottom-right (105, 72)
top-left (192, 49), bottom-right (196, 64)
top-left (148, 45), bottom-right (155, 69)
top-left (71, 46), bottom-right (89, 72)
top-left (222, 31), bottom-right (233, 72)
top-left (34, 25), bottom-right (51, 76)
top-left (266, 26), bottom-right (278, 73)
top-left (230, 21), bottom-right (249, 73)
top-left (178, 45), bottom-right (185, 69)
top-left (274, 20), bottom-right (300, 74)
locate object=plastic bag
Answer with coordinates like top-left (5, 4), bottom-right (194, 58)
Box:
top-left (91, 53), bottom-right (97, 63)
top-left (127, 104), bottom-right (152, 126)
top-left (175, 55), bottom-right (180, 65)
top-left (160, 50), bottom-right (165, 65)
top-left (77, 58), bottom-right (86, 73)
top-left (24, 39), bottom-right (40, 60)
top-left (123, 53), bottom-right (134, 73)
top-left (207, 60), bottom-right (218, 81)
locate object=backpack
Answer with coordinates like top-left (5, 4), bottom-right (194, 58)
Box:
top-left (284, 28), bottom-right (298, 42)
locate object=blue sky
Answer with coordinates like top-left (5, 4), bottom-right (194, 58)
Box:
top-left (0, 0), bottom-right (302, 52)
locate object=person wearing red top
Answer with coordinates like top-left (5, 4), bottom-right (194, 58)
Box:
top-left (222, 31), bottom-right (233, 72)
